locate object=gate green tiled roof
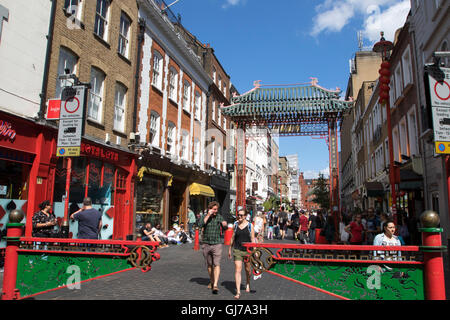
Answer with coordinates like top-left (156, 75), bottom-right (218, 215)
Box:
top-left (222, 85), bottom-right (353, 118)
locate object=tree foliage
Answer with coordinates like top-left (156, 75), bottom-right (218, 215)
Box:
top-left (311, 173), bottom-right (330, 211)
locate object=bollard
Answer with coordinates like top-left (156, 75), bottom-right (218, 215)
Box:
top-left (1, 209), bottom-right (25, 300)
top-left (224, 224), bottom-right (234, 246)
top-left (419, 210), bottom-right (447, 300)
top-left (194, 228), bottom-right (200, 251)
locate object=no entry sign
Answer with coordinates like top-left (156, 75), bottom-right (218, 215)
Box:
top-left (429, 67), bottom-right (450, 108)
top-left (429, 68), bottom-right (450, 154)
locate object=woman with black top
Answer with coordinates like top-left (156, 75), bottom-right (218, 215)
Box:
top-left (32, 200), bottom-right (58, 237)
top-left (228, 208), bottom-right (255, 299)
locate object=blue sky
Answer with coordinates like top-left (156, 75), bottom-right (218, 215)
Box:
top-left (169, 0), bottom-right (410, 178)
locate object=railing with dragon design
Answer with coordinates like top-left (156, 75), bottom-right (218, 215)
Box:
top-left (2, 223), bottom-right (160, 300)
top-left (243, 241), bottom-right (444, 300)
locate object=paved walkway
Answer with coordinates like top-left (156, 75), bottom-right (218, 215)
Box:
top-left (20, 239), bottom-right (338, 301)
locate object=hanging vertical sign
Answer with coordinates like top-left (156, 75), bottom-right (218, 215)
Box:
top-left (57, 86), bottom-right (86, 157)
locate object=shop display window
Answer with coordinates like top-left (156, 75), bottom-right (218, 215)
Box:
top-left (0, 160), bottom-right (30, 200)
top-left (135, 174), bottom-right (164, 229)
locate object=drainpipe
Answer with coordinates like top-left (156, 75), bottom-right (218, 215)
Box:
top-left (38, 0), bottom-right (57, 121)
top-left (133, 18), bottom-right (146, 133)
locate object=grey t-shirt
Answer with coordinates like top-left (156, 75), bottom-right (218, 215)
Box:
top-left (73, 208), bottom-right (102, 239)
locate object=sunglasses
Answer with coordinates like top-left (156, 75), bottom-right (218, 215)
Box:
top-left (238, 214), bottom-right (246, 217)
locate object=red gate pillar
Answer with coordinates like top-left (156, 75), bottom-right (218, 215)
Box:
top-left (1, 210), bottom-right (25, 300)
top-left (419, 210), bottom-right (446, 300)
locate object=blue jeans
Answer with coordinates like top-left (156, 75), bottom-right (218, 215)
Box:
top-left (309, 229), bottom-right (316, 244)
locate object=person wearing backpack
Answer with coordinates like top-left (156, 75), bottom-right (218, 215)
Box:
top-left (228, 207), bottom-right (255, 299)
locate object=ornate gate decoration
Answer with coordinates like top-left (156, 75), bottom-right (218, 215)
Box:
top-left (222, 79), bottom-right (353, 222)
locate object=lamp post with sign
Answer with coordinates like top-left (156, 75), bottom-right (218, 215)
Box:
top-left (373, 32), bottom-right (398, 223)
top-left (54, 74), bottom-right (90, 232)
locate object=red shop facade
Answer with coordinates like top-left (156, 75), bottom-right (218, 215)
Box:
top-left (0, 110), bottom-right (138, 244)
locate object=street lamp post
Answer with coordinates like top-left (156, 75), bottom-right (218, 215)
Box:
top-left (373, 32), bottom-right (398, 223)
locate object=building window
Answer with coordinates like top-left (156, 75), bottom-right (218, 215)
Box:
top-left (408, 108), bottom-right (419, 156)
top-left (149, 111), bottom-right (160, 147)
top-left (211, 98), bottom-right (216, 122)
top-left (218, 105), bottom-right (221, 126)
top-left (94, 0), bottom-right (110, 41)
top-left (114, 83), bottom-right (127, 132)
top-left (402, 47), bottom-right (412, 86)
top-left (181, 130), bottom-right (189, 160)
top-left (183, 82), bottom-right (191, 113)
top-left (168, 68), bottom-right (178, 102)
top-left (64, 0), bottom-right (83, 20)
top-left (88, 67), bottom-right (105, 122)
top-left (55, 47), bottom-right (78, 98)
top-left (151, 51), bottom-right (163, 90)
top-left (212, 67), bottom-right (216, 83)
top-left (118, 12), bottom-right (130, 58)
top-left (166, 122), bottom-right (176, 155)
top-left (193, 138), bottom-right (200, 165)
top-left (394, 64), bottom-right (403, 98)
top-left (194, 93), bottom-right (201, 120)
top-left (218, 75), bottom-right (222, 91)
top-left (217, 143), bottom-right (222, 171)
top-left (210, 138), bottom-right (215, 167)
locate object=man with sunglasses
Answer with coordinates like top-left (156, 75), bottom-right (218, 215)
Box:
top-left (197, 201), bottom-right (228, 294)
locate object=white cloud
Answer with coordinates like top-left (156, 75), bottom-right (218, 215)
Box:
top-left (311, 0), bottom-right (410, 43)
top-left (222, 0), bottom-right (242, 9)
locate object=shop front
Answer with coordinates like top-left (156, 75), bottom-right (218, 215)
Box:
top-left (0, 111), bottom-right (55, 246)
top-left (189, 182), bottom-right (215, 218)
top-left (135, 167), bottom-right (170, 233)
top-left (52, 140), bottom-right (137, 240)
top-left (210, 173), bottom-right (231, 221)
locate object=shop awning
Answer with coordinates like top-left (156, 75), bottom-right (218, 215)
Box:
top-left (364, 182), bottom-right (385, 197)
top-left (189, 183), bottom-right (215, 197)
top-left (138, 167), bottom-right (173, 186)
top-left (399, 169), bottom-right (423, 190)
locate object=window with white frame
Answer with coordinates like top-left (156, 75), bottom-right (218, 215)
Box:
top-left (384, 139), bottom-right (389, 169)
top-left (88, 67), bottom-right (105, 122)
top-left (212, 67), bottom-right (216, 83)
top-left (402, 47), bottom-right (412, 86)
top-left (218, 75), bottom-right (222, 91)
top-left (168, 67), bottom-right (178, 102)
top-left (193, 138), bottom-right (200, 165)
top-left (183, 82), bottom-right (191, 112)
top-left (408, 108), bottom-right (419, 156)
top-left (55, 47), bottom-right (78, 98)
top-left (194, 93), bottom-right (201, 120)
top-left (151, 51), bottom-right (163, 90)
top-left (390, 74), bottom-right (395, 107)
top-left (223, 116), bottom-right (226, 129)
top-left (149, 111), bottom-right (160, 147)
top-left (181, 130), bottom-right (189, 160)
top-left (218, 105), bottom-right (221, 126)
top-left (217, 143), bottom-right (222, 171)
top-left (118, 12), bottom-right (131, 58)
top-left (399, 117), bottom-right (409, 158)
top-left (210, 138), bottom-right (215, 167)
top-left (211, 98), bottom-right (216, 122)
top-left (94, 0), bottom-right (110, 41)
top-left (64, 0), bottom-right (83, 21)
top-left (394, 64), bottom-right (403, 98)
top-left (114, 83), bottom-right (127, 132)
top-left (393, 126), bottom-right (400, 162)
top-left (166, 122), bottom-right (176, 155)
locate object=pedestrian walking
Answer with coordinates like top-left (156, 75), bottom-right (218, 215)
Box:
top-left (297, 210), bottom-right (309, 244)
top-left (278, 206), bottom-right (288, 240)
top-left (344, 213), bottom-right (366, 245)
top-left (253, 211), bottom-right (265, 243)
top-left (290, 209), bottom-right (300, 240)
top-left (187, 205), bottom-right (196, 238)
top-left (308, 211), bottom-right (317, 244)
top-left (373, 219), bottom-right (402, 260)
top-left (197, 201), bottom-right (228, 294)
top-left (70, 197), bottom-right (102, 239)
top-left (228, 207), bottom-right (255, 299)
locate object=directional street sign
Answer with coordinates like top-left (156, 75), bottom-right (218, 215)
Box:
top-left (57, 85), bottom-right (86, 157)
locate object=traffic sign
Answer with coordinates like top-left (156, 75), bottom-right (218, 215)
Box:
top-left (431, 107), bottom-right (450, 142)
top-left (57, 85), bottom-right (86, 157)
top-left (429, 67), bottom-right (450, 108)
top-left (60, 86), bottom-right (85, 119)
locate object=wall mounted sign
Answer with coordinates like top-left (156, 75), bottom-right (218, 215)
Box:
top-left (0, 120), bottom-right (16, 141)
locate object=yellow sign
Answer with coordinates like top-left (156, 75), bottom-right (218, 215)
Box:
top-left (435, 141), bottom-right (450, 154)
top-left (56, 146), bottom-right (80, 157)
